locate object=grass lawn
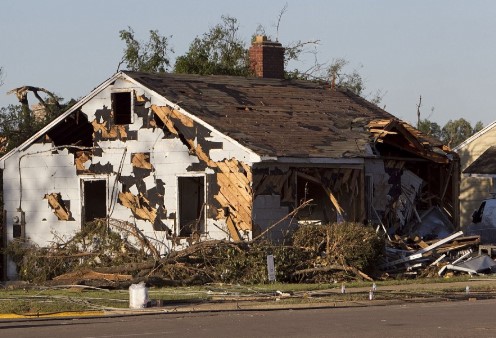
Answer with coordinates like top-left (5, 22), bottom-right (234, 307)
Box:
top-left (0, 275), bottom-right (495, 316)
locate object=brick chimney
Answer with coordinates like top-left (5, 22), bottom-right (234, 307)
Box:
top-left (249, 35), bottom-right (285, 79)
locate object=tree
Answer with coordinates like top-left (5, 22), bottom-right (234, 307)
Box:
top-left (118, 27), bottom-right (173, 73)
top-left (117, 12), bottom-right (379, 100)
top-left (326, 58), bottom-right (365, 96)
top-left (418, 118), bottom-right (442, 139)
top-left (1, 86), bottom-right (75, 155)
top-left (174, 16), bottom-right (249, 76)
top-left (440, 118), bottom-right (482, 148)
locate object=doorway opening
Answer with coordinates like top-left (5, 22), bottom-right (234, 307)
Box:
top-left (178, 176), bottom-right (205, 237)
top-left (82, 179), bottom-right (107, 224)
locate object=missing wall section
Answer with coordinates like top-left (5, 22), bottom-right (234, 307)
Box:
top-left (178, 176), bottom-right (205, 237)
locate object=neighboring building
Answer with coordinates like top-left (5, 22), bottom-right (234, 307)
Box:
top-left (454, 122), bottom-right (496, 227)
top-left (0, 37), bottom-right (459, 280)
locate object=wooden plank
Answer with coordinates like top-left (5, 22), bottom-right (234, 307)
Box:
top-left (215, 188), bottom-right (252, 226)
top-left (150, 105), bottom-right (178, 135)
top-left (216, 173), bottom-right (252, 207)
top-left (226, 217), bottom-right (241, 241)
top-left (214, 190), bottom-right (252, 229)
top-left (239, 161), bottom-right (253, 182)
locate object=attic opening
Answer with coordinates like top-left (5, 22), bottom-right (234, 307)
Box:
top-left (178, 176), bottom-right (205, 237)
top-left (112, 92), bottom-right (132, 125)
top-left (46, 111), bottom-right (93, 148)
top-left (81, 178), bottom-right (107, 224)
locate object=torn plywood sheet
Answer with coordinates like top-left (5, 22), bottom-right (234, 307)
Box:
top-left (44, 192), bottom-right (72, 220)
top-left (212, 159), bottom-right (253, 240)
top-left (131, 153), bottom-right (153, 170)
top-left (118, 191), bottom-right (157, 224)
top-left (75, 151), bottom-right (92, 172)
top-left (91, 119), bottom-right (128, 140)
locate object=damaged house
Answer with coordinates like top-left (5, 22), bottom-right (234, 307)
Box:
top-left (0, 37), bottom-right (459, 280)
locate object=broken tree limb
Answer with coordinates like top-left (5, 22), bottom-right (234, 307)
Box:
top-left (251, 199), bottom-right (313, 242)
top-left (109, 219), bottom-right (161, 260)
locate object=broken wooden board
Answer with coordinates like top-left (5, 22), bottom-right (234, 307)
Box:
top-left (380, 231), bottom-right (464, 269)
top-left (118, 191), bottom-right (157, 224)
top-left (44, 192), bottom-right (72, 220)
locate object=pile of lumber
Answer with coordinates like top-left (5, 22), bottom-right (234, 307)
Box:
top-left (380, 231), bottom-right (481, 277)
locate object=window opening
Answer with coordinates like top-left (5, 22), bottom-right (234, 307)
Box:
top-left (112, 92), bottom-right (132, 125)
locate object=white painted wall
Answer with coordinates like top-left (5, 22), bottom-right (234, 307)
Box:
top-left (3, 76), bottom-right (256, 279)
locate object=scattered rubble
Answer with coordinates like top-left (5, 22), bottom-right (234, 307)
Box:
top-left (380, 231), bottom-right (482, 278)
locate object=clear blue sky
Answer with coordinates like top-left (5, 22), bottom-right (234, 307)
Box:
top-left (1, 0), bottom-right (495, 127)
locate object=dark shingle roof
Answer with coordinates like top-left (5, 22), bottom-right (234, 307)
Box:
top-left (463, 146), bottom-right (496, 175)
top-left (124, 71), bottom-right (397, 158)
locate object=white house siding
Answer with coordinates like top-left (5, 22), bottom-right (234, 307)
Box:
top-left (456, 124), bottom-right (496, 227)
top-left (3, 76), bottom-right (255, 279)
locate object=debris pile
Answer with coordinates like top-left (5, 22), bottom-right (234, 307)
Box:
top-left (380, 230), bottom-right (482, 278)
top-left (6, 219), bottom-right (383, 287)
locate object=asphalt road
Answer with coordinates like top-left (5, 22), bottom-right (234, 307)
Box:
top-left (1, 299), bottom-right (496, 338)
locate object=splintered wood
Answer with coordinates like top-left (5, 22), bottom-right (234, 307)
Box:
top-left (44, 192), bottom-right (72, 220)
top-left (380, 231), bottom-right (481, 277)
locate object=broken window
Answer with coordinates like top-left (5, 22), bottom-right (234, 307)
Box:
top-left (82, 179), bottom-right (107, 224)
top-left (178, 176), bottom-right (205, 237)
top-left (112, 92), bottom-right (132, 125)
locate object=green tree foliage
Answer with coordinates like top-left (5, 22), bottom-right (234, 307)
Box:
top-left (418, 117), bottom-right (483, 148)
top-left (0, 88), bottom-right (74, 155)
top-left (118, 14), bottom-right (374, 99)
top-left (441, 118), bottom-right (482, 148)
top-left (327, 58), bottom-right (364, 96)
top-left (418, 118), bottom-right (442, 139)
top-left (118, 27), bottom-right (173, 73)
top-left (174, 16), bottom-right (249, 76)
